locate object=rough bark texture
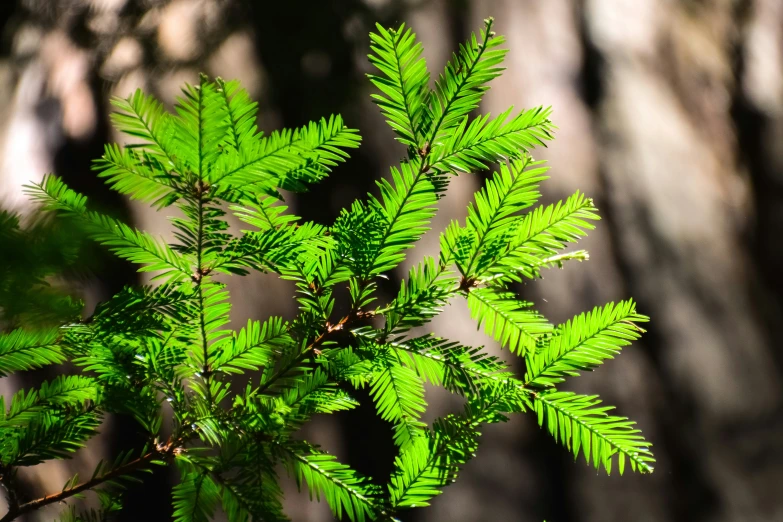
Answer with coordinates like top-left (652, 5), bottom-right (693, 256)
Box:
top-left (1, 0), bottom-right (782, 521)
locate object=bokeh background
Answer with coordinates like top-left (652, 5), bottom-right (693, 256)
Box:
top-left (1, 0), bottom-right (782, 521)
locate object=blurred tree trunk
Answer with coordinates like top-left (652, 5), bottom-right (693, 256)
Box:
top-left (421, 1), bottom-right (783, 521)
top-left (1, 1), bottom-right (783, 521)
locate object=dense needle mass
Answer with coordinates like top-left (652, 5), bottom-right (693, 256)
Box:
top-left (0, 17), bottom-right (653, 522)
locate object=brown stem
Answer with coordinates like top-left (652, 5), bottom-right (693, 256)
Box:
top-left (255, 324), bottom-right (332, 396)
top-left (0, 441), bottom-right (179, 522)
top-left (255, 308), bottom-right (366, 396)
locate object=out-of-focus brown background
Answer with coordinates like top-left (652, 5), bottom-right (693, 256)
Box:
top-left (1, 0), bottom-right (782, 521)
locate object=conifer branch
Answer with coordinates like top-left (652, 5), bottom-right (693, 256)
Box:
top-left (7, 18), bottom-right (654, 522)
top-left (255, 311), bottom-right (353, 396)
top-left (427, 17), bottom-right (497, 145)
top-left (0, 440), bottom-right (181, 522)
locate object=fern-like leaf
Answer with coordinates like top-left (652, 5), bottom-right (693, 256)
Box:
top-left (381, 257), bottom-right (458, 335)
top-left (0, 327), bottom-right (64, 376)
top-left (427, 17), bottom-right (506, 146)
top-left (1, 375), bottom-right (98, 428)
top-left (213, 317), bottom-right (292, 375)
top-left (217, 115), bottom-right (360, 198)
top-left (368, 23), bottom-right (430, 148)
top-left (482, 190), bottom-right (599, 282)
top-left (525, 300), bottom-right (648, 387)
top-left (94, 144), bottom-right (179, 208)
top-left (172, 468), bottom-right (221, 522)
top-left (278, 441), bottom-right (382, 522)
top-left (461, 157), bottom-right (548, 278)
top-left (3, 406), bottom-right (101, 466)
top-left (368, 349), bottom-right (427, 447)
top-left (25, 175), bottom-right (191, 281)
top-left (110, 89), bottom-right (179, 168)
top-left (431, 106), bottom-right (554, 175)
top-left (467, 287), bottom-right (552, 355)
top-left (532, 390), bottom-right (655, 475)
